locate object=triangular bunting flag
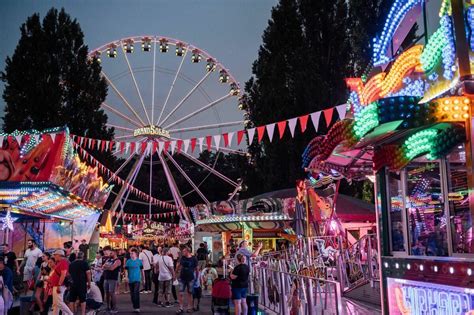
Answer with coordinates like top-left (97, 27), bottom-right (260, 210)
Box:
top-left (288, 118), bottom-right (298, 138)
top-left (146, 142), bottom-right (152, 155)
top-left (299, 115), bottom-right (309, 133)
top-left (15, 135), bottom-right (23, 145)
top-left (222, 133), bottom-right (229, 147)
top-left (247, 128), bottom-right (256, 145)
top-left (109, 141), bottom-right (114, 151)
top-left (277, 121), bottom-right (287, 139)
top-left (0, 136), bottom-right (4, 149)
top-left (120, 142), bottom-right (125, 154)
top-left (130, 142), bottom-right (136, 154)
top-left (50, 133), bottom-right (56, 144)
top-left (88, 138), bottom-right (92, 149)
top-left (33, 134), bottom-right (40, 143)
top-left (213, 135), bottom-right (221, 151)
top-left (206, 136), bottom-right (212, 151)
top-left (183, 139), bottom-right (190, 153)
top-left (125, 142), bottom-right (130, 154)
top-left (256, 126), bottom-right (265, 143)
top-left (135, 142), bottom-right (140, 154)
top-left (266, 123), bottom-right (276, 142)
top-left (177, 140), bottom-right (183, 153)
top-left (311, 111), bottom-right (322, 132)
top-left (97, 139), bottom-right (102, 151)
top-left (228, 132), bottom-right (235, 147)
top-left (190, 138), bottom-right (197, 153)
top-left (237, 130), bottom-right (245, 145)
top-left (170, 140), bottom-right (176, 155)
top-left (336, 104), bottom-right (347, 120)
top-left (158, 141), bottom-right (164, 154)
top-left (323, 108), bottom-right (334, 126)
top-left (164, 141), bottom-right (170, 153)
top-left (198, 137), bottom-right (204, 153)
top-left (152, 142), bottom-right (158, 155)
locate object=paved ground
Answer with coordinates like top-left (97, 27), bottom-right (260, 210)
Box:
top-left (115, 291), bottom-right (215, 315)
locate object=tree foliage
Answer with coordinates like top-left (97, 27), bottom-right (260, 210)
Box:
top-left (1, 8), bottom-right (112, 141)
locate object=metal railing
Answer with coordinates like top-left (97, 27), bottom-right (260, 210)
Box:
top-left (252, 266), bottom-right (342, 315)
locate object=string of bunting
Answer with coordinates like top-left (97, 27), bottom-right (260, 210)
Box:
top-left (72, 140), bottom-right (181, 213)
top-left (71, 104), bottom-right (347, 155)
top-left (111, 210), bottom-right (179, 221)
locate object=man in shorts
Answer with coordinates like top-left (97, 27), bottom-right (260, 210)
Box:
top-left (102, 249), bottom-right (121, 313)
top-left (68, 252), bottom-right (91, 315)
top-left (175, 247), bottom-right (198, 314)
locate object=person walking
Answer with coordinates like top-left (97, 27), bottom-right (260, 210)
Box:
top-left (68, 252), bottom-right (91, 315)
top-left (20, 240), bottom-right (42, 293)
top-left (125, 248), bottom-right (144, 313)
top-left (153, 247), bottom-right (174, 307)
top-left (175, 246), bottom-right (198, 314)
top-left (138, 245), bottom-right (153, 293)
top-left (230, 254), bottom-right (250, 315)
top-left (2, 245), bottom-right (19, 276)
top-left (50, 250), bottom-right (72, 315)
top-left (102, 249), bottom-right (121, 313)
top-left (196, 243), bottom-right (208, 270)
top-left (79, 240), bottom-right (89, 260)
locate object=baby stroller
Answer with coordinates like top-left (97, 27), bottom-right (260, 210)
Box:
top-left (211, 277), bottom-right (232, 315)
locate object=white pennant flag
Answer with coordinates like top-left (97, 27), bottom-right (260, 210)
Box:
top-left (50, 133), bottom-right (56, 144)
top-left (288, 118), bottom-right (298, 138)
top-left (311, 111), bottom-right (322, 132)
top-left (228, 132), bottom-right (235, 147)
top-left (170, 140), bottom-right (176, 155)
top-left (88, 138), bottom-right (92, 149)
top-left (158, 141), bottom-right (164, 154)
top-left (247, 128), bottom-right (256, 145)
top-left (33, 134), bottom-right (40, 143)
top-left (105, 141), bottom-right (110, 151)
top-left (183, 139), bottom-right (190, 153)
top-left (0, 136), bottom-right (4, 148)
top-left (146, 142), bottom-right (152, 155)
top-left (135, 142), bottom-right (140, 154)
top-left (336, 104), bottom-right (347, 120)
top-left (198, 137), bottom-right (204, 153)
top-left (97, 139), bottom-right (102, 150)
top-left (213, 135), bottom-right (221, 151)
top-left (125, 142), bottom-right (130, 154)
top-left (114, 142), bottom-right (120, 154)
top-left (266, 123), bottom-right (276, 142)
top-left (15, 135), bottom-right (23, 145)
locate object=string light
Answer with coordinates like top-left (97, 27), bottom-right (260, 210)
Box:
top-left (353, 102), bottom-right (379, 138)
top-left (1, 211), bottom-right (17, 231)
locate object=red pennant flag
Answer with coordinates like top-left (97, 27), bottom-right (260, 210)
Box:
top-left (190, 138), bottom-right (197, 152)
top-left (164, 141), bottom-right (170, 152)
top-left (152, 142), bottom-right (158, 154)
top-left (109, 141), bottom-right (114, 151)
top-left (91, 139), bottom-right (96, 150)
top-left (222, 133), bottom-right (229, 147)
top-left (237, 130), bottom-right (245, 145)
top-left (130, 142), bottom-right (136, 154)
top-left (277, 121), bottom-right (287, 139)
top-left (120, 142), bottom-right (125, 154)
top-left (141, 142), bottom-right (147, 154)
top-left (299, 115), bottom-right (309, 133)
top-left (177, 140), bottom-right (183, 153)
top-left (101, 141), bottom-right (106, 152)
top-left (323, 108), bottom-right (334, 126)
top-left (257, 126), bottom-right (266, 143)
top-left (206, 136), bottom-right (212, 151)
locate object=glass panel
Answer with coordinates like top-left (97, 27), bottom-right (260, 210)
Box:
top-left (388, 171), bottom-right (405, 252)
top-left (446, 144), bottom-right (473, 254)
top-left (406, 158), bottom-right (447, 256)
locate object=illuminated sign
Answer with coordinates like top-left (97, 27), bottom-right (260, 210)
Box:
top-left (133, 125), bottom-right (170, 139)
top-left (387, 277), bottom-right (474, 314)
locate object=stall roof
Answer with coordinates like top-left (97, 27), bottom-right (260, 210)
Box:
top-left (0, 182), bottom-right (100, 220)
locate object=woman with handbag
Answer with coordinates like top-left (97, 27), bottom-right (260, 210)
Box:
top-left (153, 247), bottom-right (175, 308)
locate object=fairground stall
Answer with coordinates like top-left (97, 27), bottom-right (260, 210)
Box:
top-left (302, 0), bottom-right (474, 313)
top-left (0, 127), bottom-right (109, 253)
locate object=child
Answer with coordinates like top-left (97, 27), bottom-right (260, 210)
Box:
top-left (192, 268), bottom-right (202, 312)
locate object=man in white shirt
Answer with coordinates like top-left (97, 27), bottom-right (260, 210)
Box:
top-left (153, 247), bottom-right (175, 307)
top-left (86, 282), bottom-right (103, 314)
top-left (168, 242), bottom-right (180, 265)
top-left (138, 245), bottom-right (153, 293)
top-left (20, 240), bottom-right (42, 291)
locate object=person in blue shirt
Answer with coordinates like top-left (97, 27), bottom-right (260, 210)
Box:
top-left (125, 249), bottom-right (144, 313)
top-left (0, 259), bottom-right (13, 293)
top-left (235, 241), bottom-right (263, 266)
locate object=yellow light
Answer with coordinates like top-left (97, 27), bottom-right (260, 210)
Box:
top-left (443, 106), bottom-right (449, 111)
top-left (463, 113), bottom-right (469, 119)
top-left (453, 99), bottom-right (460, 105)
top-left (463, 105), bottom-right (469, 111)
top-left (444, 99), bottom-right (450, 105)
top-left (453, 113), bottom-right (460, 119)
top-left (454, 106), bottom-right (459, 111)
top-left (463, 98), bottom-right (470, 104)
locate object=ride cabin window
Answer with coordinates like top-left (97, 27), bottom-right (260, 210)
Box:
top-left (388, 171), bottom-right (405, 252)
top-left (405, 158), bottom-right (448, 256)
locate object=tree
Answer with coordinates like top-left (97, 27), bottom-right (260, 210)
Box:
top-left (1, 8), bottom-right (113, 142)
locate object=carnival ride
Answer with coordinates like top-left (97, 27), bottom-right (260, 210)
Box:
top-left (87, 36), bottom-right (246, 221)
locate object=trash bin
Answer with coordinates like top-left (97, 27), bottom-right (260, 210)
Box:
top-left (19, 296), bottom-right (32, 315)
top-left (246, 294), bottom-right (259, 315)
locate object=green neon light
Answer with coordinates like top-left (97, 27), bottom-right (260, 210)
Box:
top-left (353, 102), bottom-right (379, 139)
top-left (403, 129), bottom-right (438, 160)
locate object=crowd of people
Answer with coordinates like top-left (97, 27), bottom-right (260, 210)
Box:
top-left (0, 238), bottom-right (263, 315)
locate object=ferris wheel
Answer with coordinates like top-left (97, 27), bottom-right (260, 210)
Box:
top-left (88, 35), bottom-right (246, 221)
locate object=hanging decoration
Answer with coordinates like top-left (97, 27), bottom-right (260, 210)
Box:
top-left (1, 211), bottom-right (17, 231)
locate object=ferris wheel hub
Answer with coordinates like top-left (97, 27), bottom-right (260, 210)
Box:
top-left (133, 125), bottom-right (170, 139)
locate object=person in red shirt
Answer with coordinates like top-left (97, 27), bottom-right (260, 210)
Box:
top-left (50, 250), bottom-right (73, 315)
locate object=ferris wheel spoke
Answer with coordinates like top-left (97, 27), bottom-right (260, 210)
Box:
top-left (164, 151), bottom-right (211, 206)
top-left (159, 71), bottom-right (213, 126)
top-left (119, 154), bottom-right (145, 211)
top-left (148, 150), bottom-right (153, 216)
top-left (120, 41), bottom-right (152, 125)
top-left (102, 71), bottom-right (147, 126)
top-left (169, 121), bottom-right (243, 133)
top-left (151, 38), bottom-right (157, 123)
top-left (180, 151), bottom-right (240, 187)
top-left (164, 93), bottom-right (232, 129)
top-left (106, 123), bottom-right (135, 132)
top-left (157, 49), bottom-right (189, 124)
top-left (102, 102), bottom-right (142, 128)
top-left (107, 153), bottom-right (136, 183)
top-left (114, 133), bottom-right (136, 140)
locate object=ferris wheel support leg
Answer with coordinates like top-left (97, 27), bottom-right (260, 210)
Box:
top-left (157, 151), bottom-right (191, 222)
top-left (109, 154), bottom-right (142, 213)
